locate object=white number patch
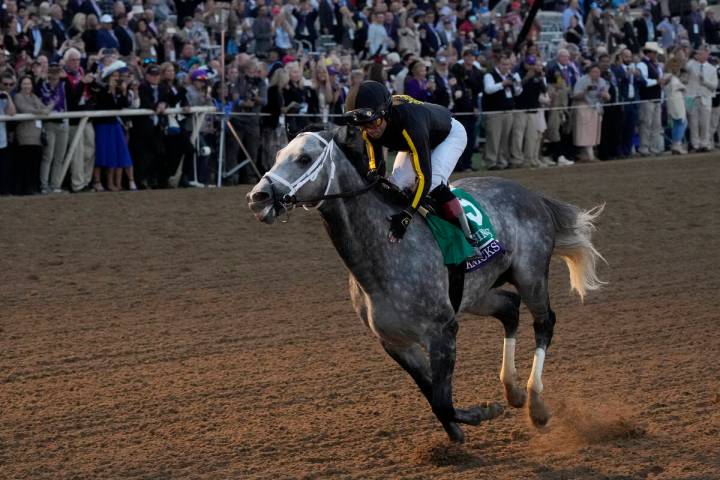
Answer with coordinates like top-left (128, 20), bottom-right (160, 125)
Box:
top-left (459, 198), bottom-right (482, 227)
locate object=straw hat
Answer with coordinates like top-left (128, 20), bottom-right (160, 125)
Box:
top-left (642, 42), bottom-right (664, 55)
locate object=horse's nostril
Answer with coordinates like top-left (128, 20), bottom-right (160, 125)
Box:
top-left (251, 191), bottom-right (271, 203)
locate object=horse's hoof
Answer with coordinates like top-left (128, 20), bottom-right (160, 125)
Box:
top-left (455, 401), bottom-right (504, 425)
top-left (528, 390), bottom-right (551, 427)
top-left (445, 424), bottom-right (465, 444)
top-left (504, 383), bottom-right (527, 408)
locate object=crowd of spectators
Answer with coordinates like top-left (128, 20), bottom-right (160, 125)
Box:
top-left (0, 0), bottom-right (719, 195)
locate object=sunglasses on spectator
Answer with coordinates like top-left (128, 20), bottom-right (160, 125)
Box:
top-left (3, 82), bottom-right (14, 87)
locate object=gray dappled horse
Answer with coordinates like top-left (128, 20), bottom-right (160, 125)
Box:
top-left (246, 127), bottom-right (605, 443)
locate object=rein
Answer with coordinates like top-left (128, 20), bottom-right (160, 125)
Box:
top-left (263, 131), bottom-right (380, 216)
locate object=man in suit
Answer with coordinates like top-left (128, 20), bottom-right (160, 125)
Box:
top-left (318, 0), bottom-right (335, 35)
top-left (611, 48), bottom-right (641, 157)
top-left (114, 14), bottom-right (135, 57)
top-left (293, 0), bottom-right (318, 50)
top-left (451, 50), bottom-right (483, 171)
top-left (545, 48), bottom-right (578, 164)
top-left (633, 6), bottom-right (656, 47)
top-left (49, 5), bottom-right (68, 46)
top-left (429, 56), bottom-right (451, 108)
top-left (419, 11), bottom-right (441, 57)
top-left (130, 64), bottom-right (169, 188)
top-left (684, 0), bottom-right (704, 48)
top-left (97, 14), bottom-right (120, 51)
top-left (79, 0), bottom-right (103, 18)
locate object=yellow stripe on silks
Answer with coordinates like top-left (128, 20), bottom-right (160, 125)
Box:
top-left (402, 129), bottom-right (424, 209)
top-left (362, 130), bottom-right (377, 171)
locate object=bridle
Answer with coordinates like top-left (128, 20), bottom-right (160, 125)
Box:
top-left (263, 131), bottom-right (380, 219)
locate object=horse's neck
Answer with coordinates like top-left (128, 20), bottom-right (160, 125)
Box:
top-left (318, 164), bottom-right (391, 287)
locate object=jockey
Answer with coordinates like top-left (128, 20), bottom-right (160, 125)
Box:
top-left (344, 80), bottom-right (474, 244)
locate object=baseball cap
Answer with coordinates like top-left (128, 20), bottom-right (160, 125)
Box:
top-left (146, 64), bottom-right (161, 75)
top-left (191, 69), bottom-right (208, 82)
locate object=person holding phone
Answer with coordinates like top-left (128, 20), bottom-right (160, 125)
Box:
top-left (94, 60), bottom-right (136, 191)
top-left (572, 64), bottom-right (610, 162)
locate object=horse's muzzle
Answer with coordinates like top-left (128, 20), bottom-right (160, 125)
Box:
top-left (247, 180), bottom-right (277, 224)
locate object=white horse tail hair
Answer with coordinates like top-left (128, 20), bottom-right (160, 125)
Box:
top-left (541, 196), bottom-right (607, 302)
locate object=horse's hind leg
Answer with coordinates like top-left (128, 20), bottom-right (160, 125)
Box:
top-left (464, 289), bottom-right (527, 408)
top-left (515, 276), bottom-right (556, 428)
top-left (381, 341), bottom-right (465, 443)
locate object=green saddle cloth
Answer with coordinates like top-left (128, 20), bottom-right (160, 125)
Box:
top-left (424, 187), bottom-right (502, 267)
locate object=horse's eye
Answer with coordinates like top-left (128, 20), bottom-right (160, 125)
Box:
top-left (297, 154), bottom-right (311, 165)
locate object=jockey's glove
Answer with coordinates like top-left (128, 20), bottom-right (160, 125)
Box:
top-left (388, 209), bottom-right (414, 242)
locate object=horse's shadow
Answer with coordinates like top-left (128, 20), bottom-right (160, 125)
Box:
top-left (412, 439), bottom-right (488, 469)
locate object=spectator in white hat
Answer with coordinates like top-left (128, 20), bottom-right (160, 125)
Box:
top-left (636, 42), bottom-right (665, 156)
top-left (97, 14), bottom-right (119, 51)
top-left (93, 60), bottom-right (136, 191)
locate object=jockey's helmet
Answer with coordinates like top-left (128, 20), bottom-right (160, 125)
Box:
top-left (344, 80), bottom-right (392, 126)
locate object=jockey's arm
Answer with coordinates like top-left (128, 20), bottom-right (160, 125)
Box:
top-left (362, 130), bottom-right (379, 171)
top-left (401, 123), bottom-right (432, 211)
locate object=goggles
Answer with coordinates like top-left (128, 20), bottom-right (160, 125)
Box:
top-left (344, 108), bottom-right (380, 126)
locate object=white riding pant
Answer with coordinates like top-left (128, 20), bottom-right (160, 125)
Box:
top-left (390, 118), bottom-right (467, 192)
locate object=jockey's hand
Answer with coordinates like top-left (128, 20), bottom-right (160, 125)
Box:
top-left (366, 169), bottom-right (379, 183)
top-left (388, 210), bottom-right (413, 243)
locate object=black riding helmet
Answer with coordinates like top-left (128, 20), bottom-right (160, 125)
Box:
top-left (344, 80), bottom-right (392, 126)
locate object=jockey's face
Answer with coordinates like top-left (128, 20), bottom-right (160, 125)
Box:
top-left (362, 117), bottom-right (387, 139)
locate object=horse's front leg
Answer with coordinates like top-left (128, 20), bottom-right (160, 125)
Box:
top-left (381, 341), bottom-right (465, 443)
top-left (428, 317), bottom-right (504, 432)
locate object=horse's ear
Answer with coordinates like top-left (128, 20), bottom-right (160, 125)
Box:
top-left (287, 123), bottom-right (327, 142)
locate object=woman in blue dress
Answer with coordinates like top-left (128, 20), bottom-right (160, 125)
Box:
top-left (93, 60), bottom-right (137, 191)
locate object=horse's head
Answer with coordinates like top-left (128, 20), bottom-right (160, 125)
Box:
top-left (247, 128), bottom-right (340, 223)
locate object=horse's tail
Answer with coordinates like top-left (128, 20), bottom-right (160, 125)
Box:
top-left (541, 196), bottom-right (606, 302)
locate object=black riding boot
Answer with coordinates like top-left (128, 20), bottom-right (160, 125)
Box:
top-left (430, 184), bottom-right (477, 245)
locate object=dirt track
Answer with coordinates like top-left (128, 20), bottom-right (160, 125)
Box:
top-left (1, 155), bottom-right (719, 479)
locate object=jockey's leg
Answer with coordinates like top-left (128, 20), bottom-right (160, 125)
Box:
top-left (381, 341), bottom-right (465, 443)
top-left (429, 118), bottom-right (468, 190)
top-left (428, 119), bottom-right (475, 240)
top-left (430, 183), bottom-right (476, 242)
